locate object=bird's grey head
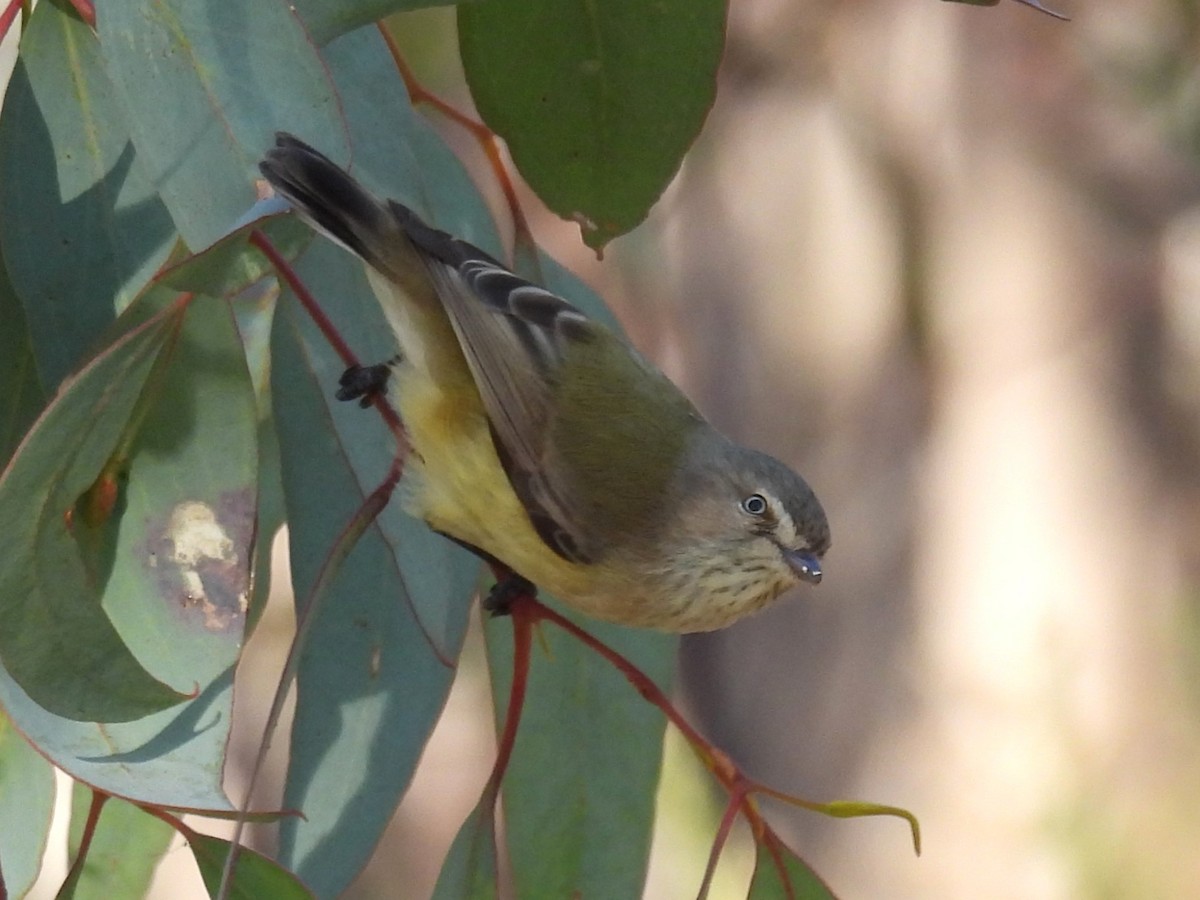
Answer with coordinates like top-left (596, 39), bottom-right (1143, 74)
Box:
top-left (664, 434), bottom-right (830, 598)
top-left (721, 445), bottom-right (829, 581)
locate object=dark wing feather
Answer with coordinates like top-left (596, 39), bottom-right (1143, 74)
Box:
top-left (390, 202), bottom-right (604, 563)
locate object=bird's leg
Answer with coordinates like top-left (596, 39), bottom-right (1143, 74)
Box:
top-left (432, 529), bottom-right (538, 617)
top-left (336, 355), bottom-right (400, 408)
top-left (482, 572), bottom-right (537, 618)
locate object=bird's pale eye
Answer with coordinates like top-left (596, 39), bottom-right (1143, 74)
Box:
top-left (740, 493), bottom-right (769, 517)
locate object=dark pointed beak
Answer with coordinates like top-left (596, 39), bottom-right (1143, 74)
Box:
top-left (783, 549), bottom-right (822, 585)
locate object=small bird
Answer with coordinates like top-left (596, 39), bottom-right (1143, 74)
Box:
top-left (260, 134), bottom-right (829, 632)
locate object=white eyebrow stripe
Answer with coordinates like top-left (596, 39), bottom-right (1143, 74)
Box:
top-left (769, 498), bottom-right (799, 546)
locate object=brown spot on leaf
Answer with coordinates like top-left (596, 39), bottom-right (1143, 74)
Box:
top-left (144, 490), bottom-right (255, 633)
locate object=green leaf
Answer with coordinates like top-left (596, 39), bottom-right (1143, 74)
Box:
top-left (96, 0), bottom-right (346, 250)
top-left (98, 292), bottom-right (257, 694)
top-left (62, 789), bottom-right (174, 900)
top-left (291, 0), bottom-right (461, 47)
top-left (0, 254), bottom-right (45, 467)
top-left (0, 710), bottom-right (56, 899)
top-left (271, 266), bottom-right (470, 896)
top-left (0, 665), bottom-right (234, 813)
top-left (484, 603), bottom-right (672, 898)
top-left (156, 209), bottom-right (311, 301)
top-left (229, 273), bottom-right (287, 637)
top-left (430, 794), bottom-right (499, 900)
top-left (746, 836), bottom-right (836, 900)
top-left (150, 198), bottom-right (309, 644)
top-left (459, 0), bottom-right (726, 250)
top-left (0, 0), bottom-right (175, 389)
top-left (0, 295), bottom-right (192, 722)
top-left (188, 833), bottom-right (315, 900)
top-left (272, 26), bottom-right (505, 897)
top-left (0, 285), bottom-right (257, 810)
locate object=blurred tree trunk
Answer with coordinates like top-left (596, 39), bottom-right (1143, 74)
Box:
top-left (665, 2), bottom-right (1200, 897)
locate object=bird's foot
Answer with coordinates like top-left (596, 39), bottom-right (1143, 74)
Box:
top-left (336, 357), bottom-right (399, 408)
top-left (429, 528), bottom-right (537, 616)
top-left (483, 572), bottom-right (537, 617)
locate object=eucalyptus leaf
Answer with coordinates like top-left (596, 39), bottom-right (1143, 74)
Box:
top-left (746, 837), bottom-right (837, 900)
top-left (0, 0), bottom-right (175, 390)
top-left (97, 0), bottom-right (346, 250)
top-left (0, 711), bottom-right (55, 899)
top-left (272, 25), bottom-right (498, 897)
top-left (62, 789), bottom-right (174, 900)
top-left (189, 834), bottom-right (315, 900)
top-left (459, 0), bottom-right (726, 250)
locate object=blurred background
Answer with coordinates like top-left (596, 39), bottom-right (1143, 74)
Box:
top-left (19, 0), bottom-right (1200, 896)
top-left (273, 1), bottom-right (1200, 898)
top-left (370, 1), bottom-right (1200, 897)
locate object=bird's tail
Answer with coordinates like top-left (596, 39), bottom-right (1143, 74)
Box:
top-left (259, 132), bottom-right (421, 282)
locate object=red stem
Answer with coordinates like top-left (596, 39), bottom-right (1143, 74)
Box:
top-left (57, 790), bottom-right (111, 895)
top-left (249, 228), bottom-right (408, 448)
top-left (139, 803), bottom-right (193, 837)
top-left (761, 830), bottom-right (798, 900)
top-left (695, 783), bottom-right (748, 900)
top-left (512, 596), bottom-right (814, 894)
top-left (525, 599), bottom-right (717, 764)
top-left (484, 593), bottom-right (535, 796)
top-left (249, 230), bottom-right (356, 365)
top-left (0, 0), bottom-right (21, 44)
top-left (67, 0), bottom-right (93, 28)
top-left (374, 23), bottom-right (535, 251)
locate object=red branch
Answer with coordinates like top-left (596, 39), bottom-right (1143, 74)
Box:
top-left (0, 0), bottom-right (21, 45)
top-left (486, 599), bottom-right (534, 795)
top-left (56, 790), bottom-right (110, 895)
top-left (486, 590), bottom-right (918, 898)
top-left (374, 22), bottom-right (534, 252)
top-left (249, 229), bottom-right (409, 450)
top-left (696, 781), bottom-right (749, 899)
top-left (67, 0), bottom-right (94, 28)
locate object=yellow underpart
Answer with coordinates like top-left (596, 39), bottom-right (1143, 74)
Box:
top-left (393, 363), bottom-right (600, 603)
top-left (369, 269), bottom-right (655, 626)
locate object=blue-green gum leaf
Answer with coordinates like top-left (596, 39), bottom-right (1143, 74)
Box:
top-left (272, 24), bottom-right (496, 896)
top-left (0, 296), bottom-right (192, 722)
top-left (63, 788), bottom-right (174, 900)
top-left (0, 710), bottom-right (56, 898)
top-left (97, 0), bottom-right (346, 250)
top-left (0, 288), bottom-right (256, 810)
top-left (0, 0), bottom-right (175, 389)
top-left (0, 255), bottom-right (45, 466)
